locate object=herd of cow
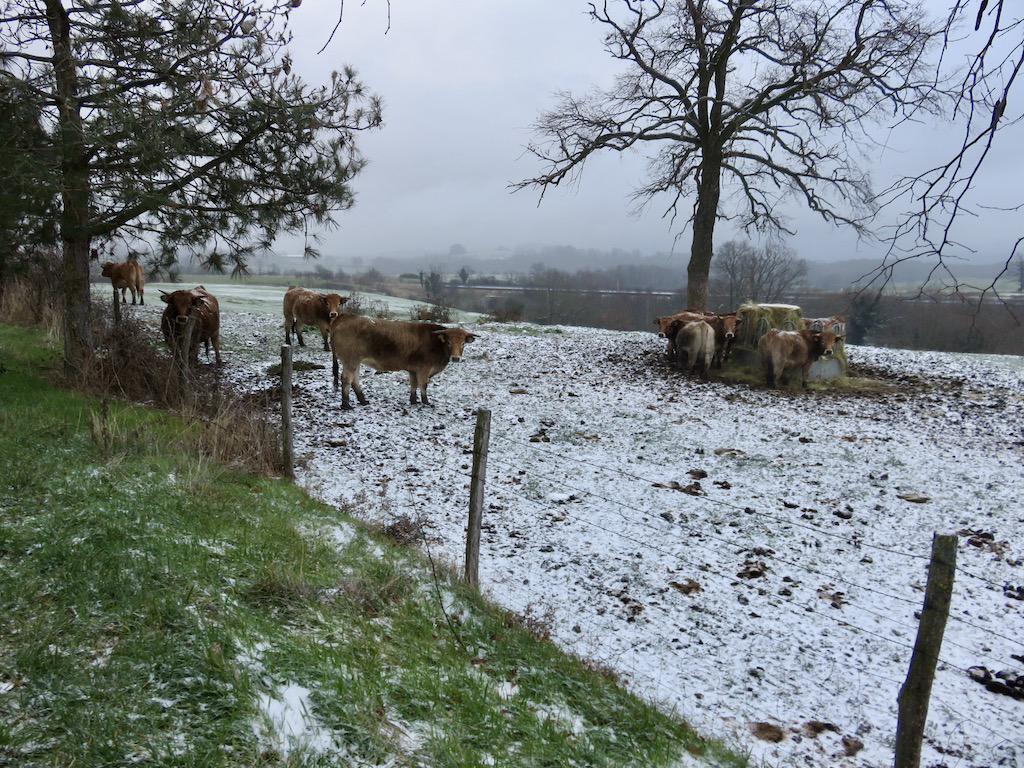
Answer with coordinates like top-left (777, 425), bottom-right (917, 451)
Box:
top-left (100, 259), bottom-right (844, 408)
top-left (652, 308), bottom-right (844, 389)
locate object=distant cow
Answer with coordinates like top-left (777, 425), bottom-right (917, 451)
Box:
top-left (668, 319), bottom-right (715, 379)
top-left (757, 329), bottom-right (842, 388)
top-left (418, 308), bottom-right (436, 322)
top-left (330, 314), bottom-right (476, 409)
top-left (160, 286), bottom-right (221, 364)
top-left (283, 286), bottom-right (348, 351)
top-left (101, 260), bottom-right (145, 305)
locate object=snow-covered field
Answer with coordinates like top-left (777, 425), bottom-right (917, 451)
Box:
top-left (129, 286), bottom-right (1024, 767)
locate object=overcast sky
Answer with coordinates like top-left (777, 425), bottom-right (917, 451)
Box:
top-left (275, 0), bottom-right (1019, 266)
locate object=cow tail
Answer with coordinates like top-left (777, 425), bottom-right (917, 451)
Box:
top-left (332, 352), bottom-right (339, 389)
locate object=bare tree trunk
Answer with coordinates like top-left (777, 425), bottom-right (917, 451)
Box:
top-left (687, 150), bottom-right (723, 311)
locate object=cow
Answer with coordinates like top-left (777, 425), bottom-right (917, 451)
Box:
top-left (160, 286), bottom-right (221, 364)
top-left (283, 286), bottom-right (348, 351)
top-left (757, 329), bottom-right (843, 388)
top-left (418, 308), bottom-right (436, 322)
top-left (667, 319), bottom-right (715, 379)
top-left (654, 311), bottom-right (710, 358)
top-left (711, 313), bottom-right (742, 368)
top-left (329, 314), bottom-right (476, 409)
top-left (804, 315), bottom-right (846, 335)
top-left (101, 260), bottom-right (145, 305)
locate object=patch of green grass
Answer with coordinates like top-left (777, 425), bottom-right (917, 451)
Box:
top-left (0, 322), bottom-right (743, 768)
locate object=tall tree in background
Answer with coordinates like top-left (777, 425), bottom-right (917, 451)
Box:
top-left (515, 0), bottom-right (939, 310)
top-left (711, 239), bottom-right (806, 308)
top-left (1, 0), bottom-right (382, 376)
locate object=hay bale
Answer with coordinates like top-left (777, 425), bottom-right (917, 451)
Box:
top-left (734, 301), bottom-right (847, 376)
top-left (735, 302), bottom-right (804, 348)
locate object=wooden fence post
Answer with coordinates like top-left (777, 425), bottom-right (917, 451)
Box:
top-left (281, 345), bottom-right (294, 479)
top-left (111, 287), bottom-right (121, 326)
top-left (894, 532), bottom-right (957, 768)
top-left (465, 408), bottom-right (491, 588)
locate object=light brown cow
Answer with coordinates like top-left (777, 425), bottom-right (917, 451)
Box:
top-left (283, 286), bottom-right (348, 351)
top-left (668, 319), bottom-right (715, 379)
top-left (160, 286), bottom-right (221, 364)
top-left (757, 329), bottom-right (842, 388)
top-left (101, 260), bottom-right (145, 305)
top-left (654, 310), bottom-right (710, 358)
top-left (418, 308), bottom-right (436, 322)
top-left (804, 316), bottom-right (847, 334)
top-left (329, 314), bottom-right (476, 409)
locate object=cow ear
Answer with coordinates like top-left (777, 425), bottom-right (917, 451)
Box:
top-left (339, 296), bottom-right (349, 304)
top-left (192, 296), bottom-right (204, 307)
top-left (160, 292), bottom-right (171, 303)
top-left (465, 334), bottom-right (477, 343)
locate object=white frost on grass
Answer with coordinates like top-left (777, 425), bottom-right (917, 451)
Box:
top-left (138, 295), bottom-right (1023, 768)
top-left (255, 682), bottom-right (338, 760)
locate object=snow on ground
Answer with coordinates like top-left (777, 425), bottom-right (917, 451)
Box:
top-left (128, 290), bottom-right (1024, 767)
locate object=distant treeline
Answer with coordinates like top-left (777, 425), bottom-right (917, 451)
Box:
top-left (267, 260), bottom-right (1024, 357)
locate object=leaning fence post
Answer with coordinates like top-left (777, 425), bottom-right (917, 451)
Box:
top-left (465, 408), bottom-right (491, 588)
top-left (894, 532), bottom-right (957, 768)
top-left (281, 345), bottom-right (294, 479)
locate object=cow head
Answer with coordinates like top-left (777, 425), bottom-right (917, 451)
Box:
top-left (100, 261), bottom-right (116, 277)
top-left (161, 289), bottom-right (206, 323)
top-left (812, 331), bottom-right (843, 357)
top-left (321, 293), bottom-right (347, 320)
top-left (719, 313), bottom-right (741, 339)
top-left (655, 316), bottom-right (677, 338)
top-left (433, 328), bottom-right (476, 362)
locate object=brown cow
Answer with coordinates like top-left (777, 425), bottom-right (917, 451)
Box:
top-left (712, 313), bottom-right (742, 367)
top-left (101, 260), bottom-right (145, 305)
top-left (160, 286), bottom-right (221, 364)
top-left (757, 329), bottom-right (842, 388)
top-left (329, 314), bottom-right (476, 409)
top-left (668, 319), bottom-right (715, 379)
top-left (283, 286), bottom-right (348, 351)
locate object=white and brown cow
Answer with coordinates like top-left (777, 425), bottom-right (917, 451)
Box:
top-left (101, 260), bottom-right (145, 305)
top-left (668, 319), bottom-right (716, 379)
top-left (160, 286), bottom-right (221, 364)
top-left (283, 286), bottom-right (348, 350)
top-left (329, 314), bottom-right (476, 409)
top-left (757, 329), bottom-right (842, 388)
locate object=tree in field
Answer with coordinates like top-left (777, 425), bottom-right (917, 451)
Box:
top-left (711, 239), bottom-right (806, 309)
top-left (515, 0), bottom-right (939, 310)
top-left (1, 0), bottom-right (382, 375)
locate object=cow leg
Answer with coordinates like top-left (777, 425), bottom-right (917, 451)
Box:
top-left (320, 329), bottom-right (330, 352)
top-left (348, 367), bottom-right (368, 407)
top-left (139, 287), bottom-right (144, 306)
top-left (295, 323), bottom-right (305, 347)
top-left (285, 318), bottom-right (293, 346)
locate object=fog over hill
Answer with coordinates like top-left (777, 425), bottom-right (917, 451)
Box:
top-left (288, 246), bottom-right (1014, 294)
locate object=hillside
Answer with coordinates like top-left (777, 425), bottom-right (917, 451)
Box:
top-left (0, 320), bottom-right (735, 768)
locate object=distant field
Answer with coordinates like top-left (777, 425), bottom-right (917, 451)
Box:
top-left (94, 276), bottom-right (484, 323)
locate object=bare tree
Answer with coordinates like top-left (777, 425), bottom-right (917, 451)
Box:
top-left (711, 239), bottom-right (807, 309)
top-left (514, 0), bottom-right (939, 310)
top-left (879, 0), bottom-right (1024, 308)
